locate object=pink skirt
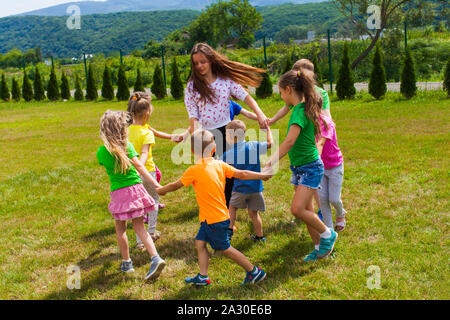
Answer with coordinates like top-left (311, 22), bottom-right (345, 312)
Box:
top-left (108, 183), bottom-right (157, 221)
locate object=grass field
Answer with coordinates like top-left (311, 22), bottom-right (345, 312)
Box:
top-left (0, 91), bottom-right (449, 300)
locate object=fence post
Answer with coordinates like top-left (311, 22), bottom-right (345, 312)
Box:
top-left (327, 29), bottom-right (333, 94)
top-left (161, 45), bottom-right (166, 88)
top-left (83, 53), bottom-right (88, 86)
top-left (263, 36), bottom-right (268, 68)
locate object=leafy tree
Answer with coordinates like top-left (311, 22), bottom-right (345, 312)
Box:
top-left (33, 67), bottom-right (45, 101)
top-left (1, 73), bottom-right (10, 101)
top-left (312, 51), bottom-right (324, 88)
top-left (400, 48), bottom-right (417, 99)
top-left (170, 58), bottom-right (184, 99)
top-left (336, 43), bottom-right (356, 100)
top-left (22, 71), bottom-right (33, 101)
top-left (444, 56), bottom-right (450, 96)
top-left (11, 77), bottom-right (21, 101)
top-left (47, 67), bottom-right (60, 101)
top-left (101, 64), bottom-right (114, 100)
top-left (274, 25), bottom-right (308, 44)
top-left (151, 64), bottom-right (166, 99)
top-left (256, 71), bottom-right (273, 99)
top-left (74, 74), bottom-right (84, 101)
top-left (86, 64), bottom-right (98, 101)
top-left (368, 43), bottom-right (387, 99)
top-left (116, 65), bottom-right (130, 101)
top-left (134, 68), bottom-right (145, 93)
top-left (282, 55), bottom-right (292, 74)
top-left (60, 72), bottom-right (71, 100)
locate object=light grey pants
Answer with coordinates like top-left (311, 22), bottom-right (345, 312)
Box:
top-left (318, 163), bottom-right (346, 229)
top-left (136, 171), bottom-right (159, 244)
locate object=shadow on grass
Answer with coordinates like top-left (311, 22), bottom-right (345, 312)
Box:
top-left (160, 208), bottom-right (198, 224)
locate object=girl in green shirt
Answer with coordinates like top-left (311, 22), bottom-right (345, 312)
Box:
top-left (265, 69), bottom-right (338, 261)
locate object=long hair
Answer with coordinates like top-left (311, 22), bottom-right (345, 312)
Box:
top-left (127, 91), bottom-right (152, 122)
top-left (278, 69), bottom-right (326, 136)
top-left (100, 110), bottom-right (132, 174)
top-left (189, 43), bottom-right (265, 104)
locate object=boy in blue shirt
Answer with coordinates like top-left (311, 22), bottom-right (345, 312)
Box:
top-left (229, 100), bottom-right (257, 121)
top-left (221, 119), bottom-right (273, 243)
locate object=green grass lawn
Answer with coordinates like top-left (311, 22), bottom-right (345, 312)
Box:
top-left (0, 91), bottom-right (449, 300)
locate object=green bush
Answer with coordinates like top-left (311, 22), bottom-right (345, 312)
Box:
top-left (101, 65), bottom-right (114, 100)
top-left (400, 48), bottom-right (417, 99)
top-left (256, 71), bottom-right (273, 99)
top-left (60, 72), bottom-right (71, 100)
top-left (312, 50), bottom-right (323, 88)
top-left (444, 56), bottom-right (450, 96)
top-left (1, 73), bottom-right (10, 101)
top-left (11, 77), bottom-right (21, 101)
top-left (47, 67), bottom-right (60, 101)
top-left (336, 43), bottom-right (356, 100)
top-left (368, 43), bottom-right (387, 100)
top-left (134, 68), bottom-right (145, 93)
top-left (116, 65), bottom-right (130, 101)
top-left (33, 67), bottom-right (45, 101)
top-left (170, 58), bottom-right (184, 100)
top-left (22, 71), bottom-right (33, 102)
top-left (74, 74), bottom-right (84, 101)
top-left (86, 64), bottom-right (98, 101)
top-left (151, 64), bottom-right (166, 99)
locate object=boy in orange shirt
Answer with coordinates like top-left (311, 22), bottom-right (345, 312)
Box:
top-left (156, 129), bottom-right (272, 286)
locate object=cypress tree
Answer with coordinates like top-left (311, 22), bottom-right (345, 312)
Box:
top-left (400, 48), bottom-right (417, 99)
top-left (256, 71), bottom-right (273, 99)
top-left (151, 64), bottom-right (166, 99)
top-left (1, 73), bottom-right (10, 101)
top-left (134, 68), bottom-right (145, 93)
top-left (336, 43), bottom-right (356, 100)
top-left (101, 64), bottom-right (114, 100)
top-left (22, 71), bottom-right (33, 102)
top-left (86, 64), bottom-right (98, 100)
top-left (312, 51), bottom-right (323, 88)
top-left (170, 58), bottom-right (184, 99)
top-left (443, 56), bottom-right (450, 96)
top-left (11, 77), bottom-right (21, 101)
top-left (368, 43), bottom-right (387, 100)
top-left (33, 67), bottom-right (45, 101)
top-left (60, 72), bottom-right (71, 100)
top-left (282, 54), bottom-right (292, 75)
top-left (47, 67), bottom-right (60, 101)
top-left (74, 74), bottom-right (84, 101)
top-left (116, 65), bottom-right (130, 101)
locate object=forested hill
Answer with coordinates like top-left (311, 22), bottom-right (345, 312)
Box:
top-left (0, 2), bottom-right (344, 57)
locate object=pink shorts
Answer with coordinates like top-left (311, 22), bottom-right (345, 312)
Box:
top-left (108, 184), bottom-right (157, 221)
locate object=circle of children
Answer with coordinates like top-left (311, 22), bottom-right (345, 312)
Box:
top-left (97, 43), bottom-right (346, 285)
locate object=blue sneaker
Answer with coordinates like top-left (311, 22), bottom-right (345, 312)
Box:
top-left (120, 260), bottom-right (134, 273)
top-left (317, 230), bottom-right (338, 259)
top-left (145, 255), bottom-right (166, 281)
top-left (251, 235), bottom-right (267, 243)
top-left (317, 209), bottom-right (324, 222)
top-left (303, 249), bottom-right (319, 262)
top-left (242, 267), bottom-right (266, 285)
top-left (185, 273), bottom-right (211, 286)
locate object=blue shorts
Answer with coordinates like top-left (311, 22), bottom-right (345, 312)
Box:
top-left (196, 219), bottom-right (232, 251)
top-left (290, 159), bottom-right (324, 189)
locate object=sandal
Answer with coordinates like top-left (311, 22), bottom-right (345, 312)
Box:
top-left (150, 230), bottom-right (161, 242)
top-left (136, 243), bottom-right (146, 251)
top-left (335, 216), bottom-right (346, 232)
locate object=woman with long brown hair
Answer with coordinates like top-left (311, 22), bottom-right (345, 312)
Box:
top-left (176, 43), bottom-right (270, 205)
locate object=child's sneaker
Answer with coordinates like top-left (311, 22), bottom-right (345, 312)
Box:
top-left (303, 249), bottom-right (319, 262)
top-left (242, 267), bottom-right (266, 285)
top-left (317, 229), bottom-right (338, 259)
top-left (144, 255), bottom-right (166, 281)
top-left (185, 273), bottom-right (211, 286)
top-left (251, 235), bottom-right (266, 243)
top-left (120, 260), bottom-right (134, 273)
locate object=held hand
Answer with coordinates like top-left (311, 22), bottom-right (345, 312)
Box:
top-left (171, 134), bottom-right (184, 143)
top-left (258, 115), bottom-right (269, 130)
top-left (155, 186), bottom-right (166, 196)
top-left (261, 166), bottom-right (274, 180)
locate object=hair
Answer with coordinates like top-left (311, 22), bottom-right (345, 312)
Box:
top-left (100, 110), bottom-right (132, 174)
top-left (191, 129), bottom-right (215, 157)
top-left (127, 91), bottom-right (153, 122)
top-left (226, 119), bottom-right (247, 142)
top-left (189, 43), bottom-right (265, 104)
top-left (292, 59), bottom-right (314, 72)
top-left (278, 69), bottom-right (326, 136)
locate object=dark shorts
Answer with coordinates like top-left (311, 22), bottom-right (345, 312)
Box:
top-left (290, 159), bottom-right (324, 189)
top-left (196, 219), bottom-right (232, 251)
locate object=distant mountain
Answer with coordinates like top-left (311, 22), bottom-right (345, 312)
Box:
top-left (16, 0), bottom-right (327, 16)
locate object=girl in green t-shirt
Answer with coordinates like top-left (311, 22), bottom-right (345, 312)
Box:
top-left (97, 110), bottom-right (166, 281)
top-left (265, 69), bottom-right (338, 261)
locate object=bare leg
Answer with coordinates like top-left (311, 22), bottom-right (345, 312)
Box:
top-left (248, 209), bottom-right (263, 237)
top-left (132, 216), bottom-right (158, 257)
top-left (291, 185), bottom-right (328, 234)
top-left (229, 205), bottom-right (237, 230)
top-left (221, 246), bottom-right (254, 272)
top-left (196, 240), bottom-right (210, 275)
top-left (115, 220), bottom-right (130, 260)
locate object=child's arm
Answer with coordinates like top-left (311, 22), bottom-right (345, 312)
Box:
top-left (139, 144), bottom-right (150, 167)
top-left (156, 179), bottom-right (184, 196)
top-left (266, 124), bottom-right (301, 168)
top-left (265, 126), bottom-right (273, 149)
top-left (130, 156), bottom-right (161, 189)
top-left (150, 127), bottom-right (183, 143)
top-left (269, 105), bottom-right (290, 126)
top-left (316, 137), bottom-right (326, 156)
top-left (239, 108), bottom-right (258, 121)
top-left (232, 168), bottom-right (273, 181)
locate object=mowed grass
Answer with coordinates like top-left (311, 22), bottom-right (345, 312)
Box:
top-left (0, 91), bottom-right (448, 300)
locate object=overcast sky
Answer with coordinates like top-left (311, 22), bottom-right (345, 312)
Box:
top-left (0, 0), bottom-right (105, 18)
